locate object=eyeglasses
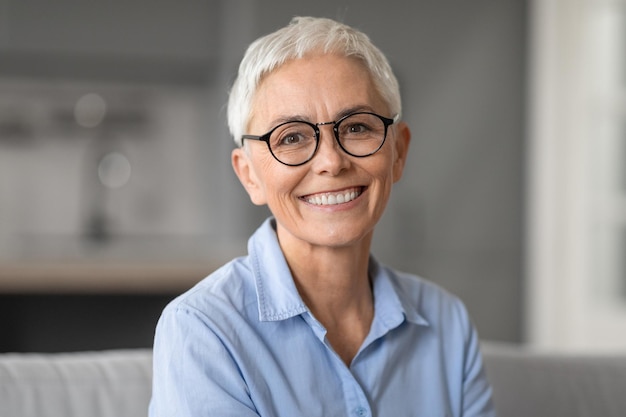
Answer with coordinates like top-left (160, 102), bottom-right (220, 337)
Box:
top-left (241, 112), bottom-right (398, 166)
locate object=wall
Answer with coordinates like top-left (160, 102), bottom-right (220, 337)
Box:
top-left (0, 0), bottom-right (526, 350)
top-left (236, 0), bottom-right (527, 342)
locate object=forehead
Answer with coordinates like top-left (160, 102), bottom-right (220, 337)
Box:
top-left (249, 53), bottom-right (387, 127)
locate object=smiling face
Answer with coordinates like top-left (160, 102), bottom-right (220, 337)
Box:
top-left (232, 53), bottom-right (410, 252)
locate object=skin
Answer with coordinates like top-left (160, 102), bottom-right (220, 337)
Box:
top-left (232, 52), bottom-right (411, 365)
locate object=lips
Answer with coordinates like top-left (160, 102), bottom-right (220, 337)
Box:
top-left (302, 187), bottom-right (364, 206)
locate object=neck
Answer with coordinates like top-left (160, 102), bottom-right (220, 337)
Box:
top-left (278, 229), bottom-right (374, 365)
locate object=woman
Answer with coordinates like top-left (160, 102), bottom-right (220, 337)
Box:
top-left (150, 16), bottom-right (496, 417)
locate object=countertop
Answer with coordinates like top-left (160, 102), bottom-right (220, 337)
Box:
top-left (0, 260), bottom-right (221, 294)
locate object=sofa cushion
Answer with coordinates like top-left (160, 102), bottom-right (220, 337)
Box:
top-left (3, 344), bottom-right (626, 417)
top-left (482, 342), bottom-right (626, 417)
top-left (0, 349), bottom-right (152, 417)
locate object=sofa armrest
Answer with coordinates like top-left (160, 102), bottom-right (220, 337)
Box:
top-left (482, 342), bottom-right (626, 417)
top-left (0, 349), bottom-right (152, 417)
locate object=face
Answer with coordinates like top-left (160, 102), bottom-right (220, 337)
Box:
top-left (232, 53), bottom-right (411, 251)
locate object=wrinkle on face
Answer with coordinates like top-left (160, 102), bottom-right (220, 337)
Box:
top-left (232, 53), bottom-right (410, 252)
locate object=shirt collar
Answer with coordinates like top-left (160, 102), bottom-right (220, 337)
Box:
top-left (248, 217), bottom-right (430, 329)
top-left (368, 257), bottom-right (430, 330)
top-left (249, 218), bottom-right (308, 322)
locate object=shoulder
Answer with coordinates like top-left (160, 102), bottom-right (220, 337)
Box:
top-left (162, 256), bottom-right (258, 325)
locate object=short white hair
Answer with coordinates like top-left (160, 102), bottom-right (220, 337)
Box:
top-left (227, 16), bottom-right (402, 146)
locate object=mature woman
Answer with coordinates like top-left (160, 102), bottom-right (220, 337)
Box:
top-left (150, 16), bottom-right (495, 417)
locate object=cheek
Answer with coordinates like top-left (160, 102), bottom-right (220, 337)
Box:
top-left (371, 151), bottom-right (398, 181)
top-left (369, 156), bottom-right (399, 206)
top-left (243, 150), bottom-right (279, 206)
top-left (253, 159), bottom-right (302, 203)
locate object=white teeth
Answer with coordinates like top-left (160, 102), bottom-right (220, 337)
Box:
top-left (306, 189), bottom-right (361, 206)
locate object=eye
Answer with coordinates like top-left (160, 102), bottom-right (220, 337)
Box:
top-left (279, 132), bottom-right (306, 145)
top-left (339, 113), bottom-right (385, 139)
top-left (341, 121), bottom-right (374, 137)
top-left (270, 122), bottom-right (315, 149)
top-left (347, 123), bottom-right (369, 134)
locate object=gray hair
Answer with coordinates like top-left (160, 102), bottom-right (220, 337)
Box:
top-left (227, 16), bottom-right (402, 146)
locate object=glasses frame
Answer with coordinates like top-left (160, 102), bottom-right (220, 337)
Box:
top-left (241, 111), bottom-right (398, 167)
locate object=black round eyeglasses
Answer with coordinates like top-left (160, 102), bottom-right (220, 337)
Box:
top-left (241, 111), bottom-right (398, 166)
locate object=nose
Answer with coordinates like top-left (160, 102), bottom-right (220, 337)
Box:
top-left (311, 124), bottom-right (350, 174)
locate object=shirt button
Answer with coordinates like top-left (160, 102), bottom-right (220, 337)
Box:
top-left (354, 406), bottom-right (368, 417)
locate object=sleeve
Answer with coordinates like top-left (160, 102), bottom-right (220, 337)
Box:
top-left (459, 308), bottom-right (497, 417)
top-left (148, 303), bottom-right (261, 417)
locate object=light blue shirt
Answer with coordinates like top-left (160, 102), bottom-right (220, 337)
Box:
top-left (150, 218), bottom-right (496, 417)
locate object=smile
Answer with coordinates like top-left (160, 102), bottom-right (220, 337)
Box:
top-left (303, 187), bottom-right (363, 206)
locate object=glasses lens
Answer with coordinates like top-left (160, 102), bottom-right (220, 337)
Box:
top-left (336, 113), bottom-right (387, 156)
top-left (269, 122), bottom-right (318, 165)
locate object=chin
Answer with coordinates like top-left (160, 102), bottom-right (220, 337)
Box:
top-left (305, 222), bottom-right (374, 248)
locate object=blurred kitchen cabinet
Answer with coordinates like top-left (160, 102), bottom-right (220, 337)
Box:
top-left (0, 0), bottom-right (222, 83)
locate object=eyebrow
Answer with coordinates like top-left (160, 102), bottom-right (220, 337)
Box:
top-left (265, 105), bottom-right (380, 128)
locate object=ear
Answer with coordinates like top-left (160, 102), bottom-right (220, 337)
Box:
top-left (231, 147), bottom-right (267, 205)
top-left (392, 121), bottom-right (411, 183)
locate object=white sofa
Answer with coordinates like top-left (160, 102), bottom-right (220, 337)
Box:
top-left (0, 349), bottom-right (152, 417)
top-left (1, 343), bottom-right (626, 417)
top-left (482, 343), bottom-right (626, 417)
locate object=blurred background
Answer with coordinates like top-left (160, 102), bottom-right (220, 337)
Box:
top-left (0, 0), bottom-right (624, 353)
